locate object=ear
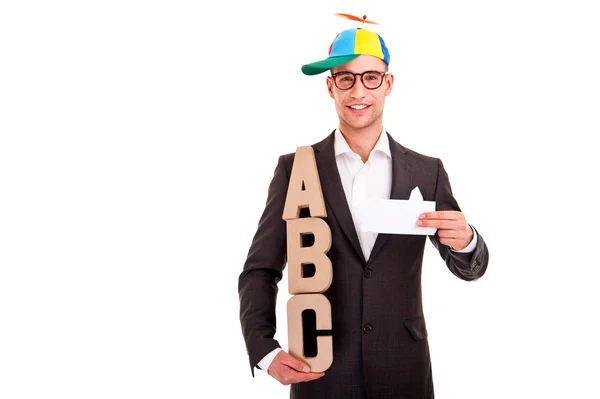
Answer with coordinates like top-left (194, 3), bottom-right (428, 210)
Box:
top-left (326, 76), bottom-right (334, 99)
top-left (384, 73), bottom-right (394, 96)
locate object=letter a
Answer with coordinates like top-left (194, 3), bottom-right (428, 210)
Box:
top-left (282, 146), bottom-right (326, 220)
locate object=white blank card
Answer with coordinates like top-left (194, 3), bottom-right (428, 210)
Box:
top-left (358, 187), bottom-right (437, 236)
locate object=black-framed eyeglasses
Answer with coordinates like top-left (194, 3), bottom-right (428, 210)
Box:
top-left (330, 71), bottom-right (388, 90)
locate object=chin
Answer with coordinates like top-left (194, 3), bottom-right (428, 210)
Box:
top-left (347, 119), bottom-right (374, 130)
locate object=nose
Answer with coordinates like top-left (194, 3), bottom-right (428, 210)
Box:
top-left (349, 76), bottom-right (367, 98)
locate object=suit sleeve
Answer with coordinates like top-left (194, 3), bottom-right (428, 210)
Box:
top-left (428, 158), bottom-right (489, 281)
top-left (238, 155), bottom-right (290, 376)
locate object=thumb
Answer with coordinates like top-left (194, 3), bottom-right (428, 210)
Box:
top-left (283, 352), bottom-right (311, 373)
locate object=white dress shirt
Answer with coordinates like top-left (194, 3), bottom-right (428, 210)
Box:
top-left (257, 128), bottom-right (477, 372)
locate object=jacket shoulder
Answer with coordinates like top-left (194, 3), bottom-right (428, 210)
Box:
top-left (388, 134), bottom-right (441, 171)
top-left (279, 134), bottom-right (329, 174)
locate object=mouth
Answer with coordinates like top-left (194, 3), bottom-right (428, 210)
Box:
top-left (347, 104), bottom-right (371, 114)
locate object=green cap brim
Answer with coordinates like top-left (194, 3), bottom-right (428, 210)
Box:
top-left (301, 54), bottom-right (360, 76)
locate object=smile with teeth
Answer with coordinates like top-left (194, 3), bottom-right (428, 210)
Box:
top-left (348, 104), bottom-right (370, 110)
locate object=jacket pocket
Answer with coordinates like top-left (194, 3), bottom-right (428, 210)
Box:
top-left (403, 316), bottom-right (428, 341)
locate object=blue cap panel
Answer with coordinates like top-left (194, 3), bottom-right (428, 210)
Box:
top-left (328, 29), bottom-right (357, 58)
top-left (378, 35), bottom-right (390, 64)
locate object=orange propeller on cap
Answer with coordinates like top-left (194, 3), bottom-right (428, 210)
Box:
top-left (334, 13), bottom-right (379, 26)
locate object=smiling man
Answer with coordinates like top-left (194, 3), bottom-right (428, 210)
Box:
top-left (238, 26), bottom-right (489, 399)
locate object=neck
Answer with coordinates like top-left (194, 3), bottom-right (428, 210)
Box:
top-left (338, 120), bottom-right (383, 163)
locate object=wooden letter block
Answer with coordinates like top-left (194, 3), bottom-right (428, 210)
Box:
top-left (286, 217), bottom-right (333, 295)
top-left (282, 146), bottom-right (327, 220)
top-left (287, 294), bottom-right (333, 373)
top-left (284, 146), bottom-right (333, 372)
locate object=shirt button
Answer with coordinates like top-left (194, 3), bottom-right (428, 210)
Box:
top-left (364, 269), bottom-right (372, 278)
top-left (363, 324), bottom-right (373, 334)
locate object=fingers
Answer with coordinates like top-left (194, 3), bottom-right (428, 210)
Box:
top-left (419, 211), bottom-right (462, 220)
top-left (268, 351), bottom-right (325, 386)
top-left (417, 218), bottom-right (466, 230)
top-left (292, 370), bottom-right (326, 383)
top-left (418, 211), bottom-right (467, 230)
top-left (437, 224), bottom-right (474, 251)
top-left (418, 211), bottom-right (472, 250)
top-left (279, 351), bottom-right (310, 373)
top-left (436, 228), bottom-right (468, 239)
top-left (271, 367), bottom-right (324, 386)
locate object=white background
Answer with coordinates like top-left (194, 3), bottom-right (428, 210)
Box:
top-left (1, 0), bottom-right (599, 398)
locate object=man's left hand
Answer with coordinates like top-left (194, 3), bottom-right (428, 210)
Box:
top-left (417, 211), bottom-right (474, 251)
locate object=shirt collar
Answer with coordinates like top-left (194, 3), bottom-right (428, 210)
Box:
top-left (334, 128), bottom-right (392, 159)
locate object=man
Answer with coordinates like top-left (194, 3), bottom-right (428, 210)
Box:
top-left (238, 26), bottom-right (489, 398)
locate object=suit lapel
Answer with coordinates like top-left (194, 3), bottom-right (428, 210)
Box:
top-left (313, 132), bottom-right (367, 264)
top-left (367, 133), bottom-right (415, 265)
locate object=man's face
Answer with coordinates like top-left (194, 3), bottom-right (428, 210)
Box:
top-left (327, 55), bottom-right (394, 132)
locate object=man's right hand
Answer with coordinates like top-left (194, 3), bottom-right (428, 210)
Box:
top-left (267, 350), bottom-right (325, 386)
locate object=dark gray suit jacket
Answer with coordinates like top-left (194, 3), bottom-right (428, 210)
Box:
top-left (238, 131), bottom-right (489, 399)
